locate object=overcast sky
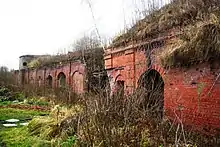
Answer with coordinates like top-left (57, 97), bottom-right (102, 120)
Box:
top-left (0, 0), bottom-right (169, 70)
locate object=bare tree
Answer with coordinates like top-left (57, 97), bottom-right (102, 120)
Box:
top-left (0, 66), bottom-right (15, 86)
top-left (72, 35), bottom-right (101, 51)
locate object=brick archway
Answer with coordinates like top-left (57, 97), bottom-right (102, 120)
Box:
top-left (138, 69), bottom-right (164, 119)
top-left (150, 64), bottom-right (166, 77)
top-left (72, 71), bottom-right (84, 94)
top-left (115, 74), bottom-right (124, 82)
top-left (57, 72), bottom-right (66, 87)
top-left (46, 75), bottom-right (53, 88)
top-left (114, 74), bottom-right (125, 96)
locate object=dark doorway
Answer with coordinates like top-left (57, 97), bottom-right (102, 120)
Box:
top-left (46, 75), bottom-right (53, 88)
top-left (138, 69), bottom-right (164, 119)
top-left (116, 80), bottom-right (124, 97)
top-left (57, 72), bottom-right (66, 87)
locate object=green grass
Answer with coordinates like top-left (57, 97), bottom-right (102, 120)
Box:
top-left (0, 127), bottom-right (51, 147)
top-left (0, 106), bottom-right (78, 147)
top-left (26, 99), bottom-right (49, 106)
top-left (0, 126), bottom-right (76, 147)
top-left (0, 100), bottom-right (12, 106)
top-left (0, 108), bottom-right (49, 121)
top-left (0, 108), bottom-right (50, 147)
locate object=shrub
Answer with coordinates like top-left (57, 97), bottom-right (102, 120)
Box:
top-left (0, 87), bottom-right (25, 102)
top-left (66, 91), bottom-right (220, 146)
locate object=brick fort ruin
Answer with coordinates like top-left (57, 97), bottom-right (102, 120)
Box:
top-left (15, 0), bottom-right (220, 134)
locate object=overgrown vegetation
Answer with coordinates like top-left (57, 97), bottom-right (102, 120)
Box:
top-left (1, 0), bottom-right (220, 147)
top-left (111, 0), bottom-right (220, 68)
top-left (160, 17), bottom-right (220, 67)
top-left (0, 66), bottom-right (15, 87)
top-left (112, 0), bottom-right (220, 47)
top-left (0, 79), bottom-right (219, 147)
top-left (1, 90), bottom-right (219, 147)
top-left (0, 87), bottom-right (25, 102)
top-left (0, 126), bottom-right (77, 147)
top-left (0, 104), bottom-right (82, 147)
top-left (0, 86), bottom-right (50, 110)
top-left (27, 35), bottom-right (104, 69)
top-left (25, 35), bottom-right (108, 92)
top-left (0, 100), bottom-right (50, 147)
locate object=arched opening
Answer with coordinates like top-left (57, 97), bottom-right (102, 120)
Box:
top-left (57, 72), bottom-right (66, 87)
top-left (46, 75), bottom-right (53, 88)
top-left (115, 80), bottom-right (124, 97)
top-left (113, 75), bottom-right (125, 97)
top-left (138, 69), bottom-right (164, 119)
top-left (72, 71), bottom-right (84, 94)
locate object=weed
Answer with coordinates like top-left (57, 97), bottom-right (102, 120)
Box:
top-left (197, 82), bottom-right (205, 111)
top-left (61, 136), bottom-right (76, 147)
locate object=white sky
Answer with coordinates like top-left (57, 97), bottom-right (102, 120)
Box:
top-left (0, 0), bottom-right (169, 70)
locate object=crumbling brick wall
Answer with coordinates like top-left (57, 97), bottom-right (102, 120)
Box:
top-left (104, 33), bottom-right (220, 133)
top-left (17, 61), bottom-right (86, 94)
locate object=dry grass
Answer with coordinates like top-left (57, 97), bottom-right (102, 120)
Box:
top-left (9, 59), bottom-right (220, 146)
top-left (26, 104), bottom-right (83, 144)
top-left (71, 91), bottom-right (220, 146)
top-left (18, 72), bottom-right (220, 146)
top-left (27, 47), bottom-right (104, 69)
top-left (160, 22), bottom-right (220, 67)
top-left (27, 54), bottom-right (76, 68)
top-left (111, 0), bottom-right (220, 68)
top-left (75, 91), bottom-right (166, 146)
top-left (10, 86), bottom-right (220, 146)
top-left (111, 0), bottom-right (220, 47)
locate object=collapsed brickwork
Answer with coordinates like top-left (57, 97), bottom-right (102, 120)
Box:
top-left (105, 0), bottom-right (220, 133)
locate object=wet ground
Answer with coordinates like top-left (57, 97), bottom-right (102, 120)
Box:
top-left (0, 118), bottom-right (31, 129)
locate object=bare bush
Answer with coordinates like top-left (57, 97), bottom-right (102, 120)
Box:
top-left (65, 90), bottom-right (219, 146)
top-left (0, 66), bottom-right (15, 87)
top-left (74, 91), bottom-right (177, 146)
top-left (72, 35), bottom-right (101, 51)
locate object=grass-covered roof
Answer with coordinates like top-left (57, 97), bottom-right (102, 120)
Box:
top-left (111, 0), bottom-right (220, 48)
top-left (160, 23), bottom-right (220, 67)
top-left (111, 0), bottom-right (220, 68)
top-left (27, 48), bottom-right (104, 70)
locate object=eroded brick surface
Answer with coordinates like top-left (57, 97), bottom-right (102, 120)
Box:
top-left (16, 61), bottom-right (86, 94)
top-left (105, 36), bottom-right (220, 133)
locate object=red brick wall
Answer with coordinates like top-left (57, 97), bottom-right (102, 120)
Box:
top-left (164, 63), bottom-right (220, 132)
top-left (105, 39), bottom-right (220, 133)
top-left (105, 48), bottom-right (147, 95)
top-left (19, 61), bottom-right (86, 94)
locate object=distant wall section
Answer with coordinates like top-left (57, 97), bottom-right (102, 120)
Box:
top-left (16, 60), bottom-right (87, 94)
